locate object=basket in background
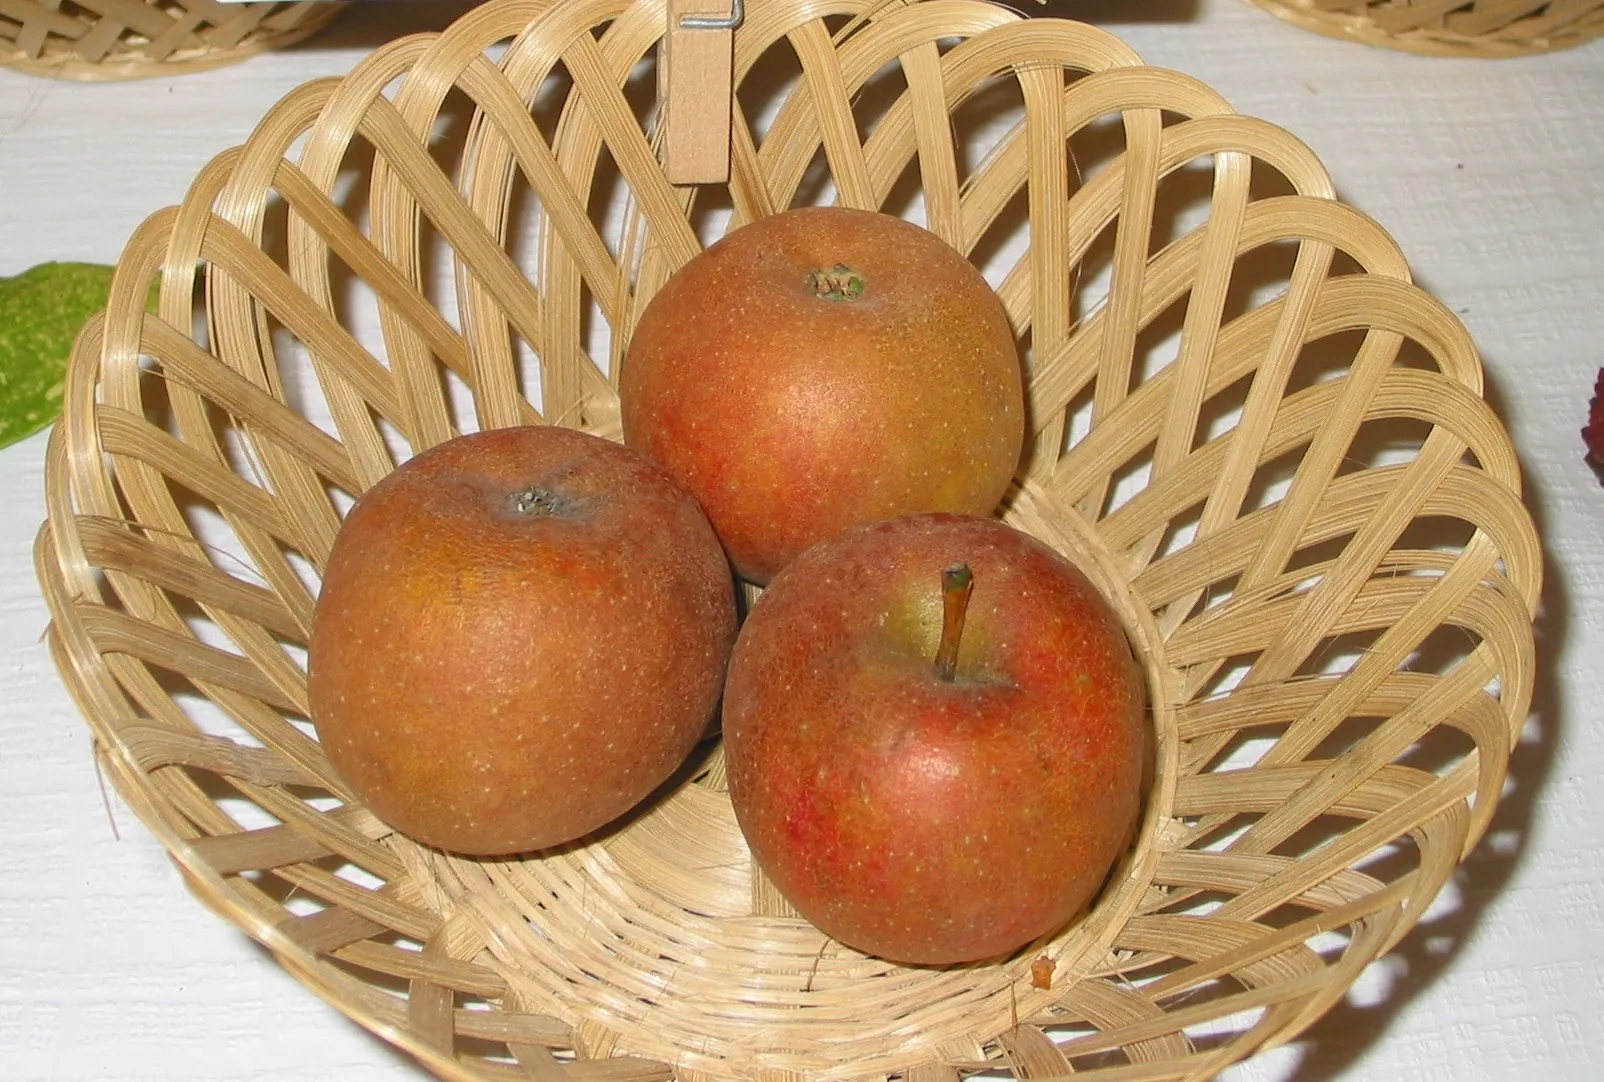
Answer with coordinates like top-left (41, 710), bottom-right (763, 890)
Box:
top-left (1243, 0), bottom-right (1604, 57)
top-left (34, 0), bottom-right (1541, 1078)
top-left (1, 0), bottom-right (342, 79)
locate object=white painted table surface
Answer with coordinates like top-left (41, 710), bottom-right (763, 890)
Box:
top-left (1, 1), bottom-right (1599, 1078)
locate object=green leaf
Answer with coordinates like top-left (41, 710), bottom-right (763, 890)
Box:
top-left (0, 261), bottom-right (123, 450)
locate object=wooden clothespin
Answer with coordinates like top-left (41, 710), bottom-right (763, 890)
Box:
top-left (663, 0), bottom-right (741, 185)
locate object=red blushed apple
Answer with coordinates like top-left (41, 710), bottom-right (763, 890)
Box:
top-left (307, 425), bottom-right (737, 857)
top-left (722, 513), bottom-right (1148, 965)
top-left (619, 205), bottom-right (1024, 585)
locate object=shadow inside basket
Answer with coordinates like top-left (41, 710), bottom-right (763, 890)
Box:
top-left (35, 1), bottom-right (1542, 1079)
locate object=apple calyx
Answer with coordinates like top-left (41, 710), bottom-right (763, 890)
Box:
top-left (934, 562), bottom-right (973, 682)
top-left (806, 264), bottom-right (866, 301)
top-left (506, 484), bottom-right (575, 517)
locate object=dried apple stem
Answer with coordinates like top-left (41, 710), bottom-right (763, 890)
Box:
top-left (507, 485), bottom-right (571, 516)
top-left (935, 563), bottom-right (973, 682)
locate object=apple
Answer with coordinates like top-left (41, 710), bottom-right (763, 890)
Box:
top-left (307, 425), bottom-right (737, 856)
top-left (619, 205), bottom-right (1024, 584)
top-left (722, 513), bottom-right (1147, 964)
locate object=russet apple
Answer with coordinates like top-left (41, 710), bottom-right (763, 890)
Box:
top-left (307, 425), bottom-right (737, 856)
top-left (722, 513), bottom-right (1147, 964)
top-left (619, 205), bottom-right (1024, 584)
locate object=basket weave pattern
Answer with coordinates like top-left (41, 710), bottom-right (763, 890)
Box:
top-left (36, 0), bottom-right (1540, 1078)
top-left (1244, 0), bottom-right (1604, 57)
top-left (0, 0), bottom-right (339, 79)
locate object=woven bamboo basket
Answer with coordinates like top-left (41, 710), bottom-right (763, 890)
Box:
top-left (1243, 0), bottom-right (1604, 57)
top-left (0, 0), bottom-right (341, 79)
top-left (35, 0), bottom-right (1542, 1078)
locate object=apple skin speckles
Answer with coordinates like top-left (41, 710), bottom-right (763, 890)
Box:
top-left (620, 206), bottom-right (1024, 585)
top-left (307, 425), bottom-right (737, 857)
top-left (723, 512), bottom-right (1148, 966)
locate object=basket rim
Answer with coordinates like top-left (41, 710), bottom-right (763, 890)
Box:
top-left (1240, 0), bottom-right (1604, 58)
top-left (32, 0), bottom-right (1545, 1078)
top-left (0, 2), bottom-right (343, 81)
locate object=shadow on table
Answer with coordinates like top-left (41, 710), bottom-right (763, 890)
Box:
top-left (1037, 0), bottom-right (1202, 22)
top-left (299, 0), bottom-right (486, 52)
top-left (1274, 342), bottom-right (1565, 1080)
top-left (287, 0), bottom-right (1205, 57)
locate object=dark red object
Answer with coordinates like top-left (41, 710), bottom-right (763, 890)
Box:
top-left (1586, 367), bottom-right (1604, 466)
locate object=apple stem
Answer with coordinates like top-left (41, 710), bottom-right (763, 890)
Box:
top-left (935, 563), bottom-right (973, 683)
top-left (806, 264), bottom-right (865, 301)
